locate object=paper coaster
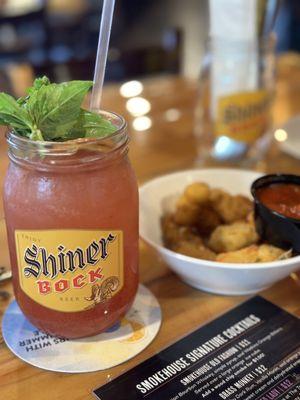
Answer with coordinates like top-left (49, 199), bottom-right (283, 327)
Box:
top-left (2, 284), bottom-right (161, 373)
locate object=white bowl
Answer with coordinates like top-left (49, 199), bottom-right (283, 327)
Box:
top-left (139, 168), bottom-right (300, 295)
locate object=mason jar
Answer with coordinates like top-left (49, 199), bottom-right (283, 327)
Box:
top-left (3, 111), bottom-right (139, 339)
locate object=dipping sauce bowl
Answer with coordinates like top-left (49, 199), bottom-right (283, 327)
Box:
top-left (251, 174), bottom-right (300, 253)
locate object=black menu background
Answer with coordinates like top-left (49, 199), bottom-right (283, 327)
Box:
top-left (93, 297), bottom-right (300, 400)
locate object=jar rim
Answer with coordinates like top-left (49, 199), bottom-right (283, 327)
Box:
top-left (6, 110), bottom-right (129, 169)
top-left (6, 109), bottom-right (127, 150)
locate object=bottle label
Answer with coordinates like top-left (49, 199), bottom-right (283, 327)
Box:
top-left (215, 90), bottom-right (271, 143)
top-left (15, 230), bottom-right (124, 312)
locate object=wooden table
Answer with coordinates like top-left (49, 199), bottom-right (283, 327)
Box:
top-left (0, 54), bottom-right (300, 400)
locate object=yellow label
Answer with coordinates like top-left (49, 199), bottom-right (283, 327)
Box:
top-left (15, 230), bottom-right (124, 312)
top-left (215, 90), bottom-right (271, 143)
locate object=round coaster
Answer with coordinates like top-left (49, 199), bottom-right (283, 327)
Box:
top-left (2, 284), bottom-right (161, 373)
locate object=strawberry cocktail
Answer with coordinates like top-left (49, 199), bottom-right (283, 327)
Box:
top-left (1, 77), bottom-right (139, 338)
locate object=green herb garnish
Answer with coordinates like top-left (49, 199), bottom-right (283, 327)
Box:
top-left (0, 76), bottom-right (116, 141)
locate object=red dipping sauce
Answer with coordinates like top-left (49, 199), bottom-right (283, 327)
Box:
top-left (257, 183), bottom-right (300, 220)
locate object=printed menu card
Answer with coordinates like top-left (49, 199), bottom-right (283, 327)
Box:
top-left (94, 296), bottom-right (300, 400)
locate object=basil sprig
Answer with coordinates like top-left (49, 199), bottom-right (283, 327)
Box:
top-left (0, 76), bottom-right (116, 141)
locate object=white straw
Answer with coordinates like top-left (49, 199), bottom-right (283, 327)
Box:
top-left (90, 0), bottom-right (116, 111)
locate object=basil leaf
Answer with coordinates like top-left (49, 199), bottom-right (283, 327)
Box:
top-left (66, 109), bottom-right (117, 140)
top-left (0, 93), bottom-right (33, 131)
top-left (0, 77), bottom-right (116, 142)
top-left (27, 80), bottom-right (93, 140)
top-left (29, 129), bottom-right (44, 141)
top-left (28, 76), bottom-right (50, 96)
top-left (17, 76), bottom-right (50, 107)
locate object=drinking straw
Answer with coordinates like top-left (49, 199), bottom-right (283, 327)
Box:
top-left (262, 0), bottom-right (281, 36)
top-left (90, 0), bottom-right (116, 111)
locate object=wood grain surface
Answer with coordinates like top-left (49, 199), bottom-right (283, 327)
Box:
top-left (0, 53), bottom-right (300, 400)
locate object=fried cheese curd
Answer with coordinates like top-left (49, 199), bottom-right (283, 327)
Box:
top-left (216, 244), bottom-right (290, 263)
top-left (161, 182), bottom-right (290, 264)
top-left (208, 221), bottom-right (259, 253)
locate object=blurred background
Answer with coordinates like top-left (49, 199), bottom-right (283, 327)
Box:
top-left (0, 0), bottom-right (299, 96)
top-left (0, 0), bottom-right (299, 171)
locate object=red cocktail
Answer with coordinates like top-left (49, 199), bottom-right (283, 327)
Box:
top-left (4, 111), bottom-right (139, 338)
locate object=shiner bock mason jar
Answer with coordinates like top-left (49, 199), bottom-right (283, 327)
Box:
top-left (3, 111), bottom-right (139, 339)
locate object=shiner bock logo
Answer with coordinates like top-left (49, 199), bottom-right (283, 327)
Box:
top-left (223, 97), bottom-right (269, 125)
top-left (15, 230), bottom-right (124, 312)
top-left (23, 233), bottom-right (115, 295)
top-left (215, 90), bottom-right (270, 143)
